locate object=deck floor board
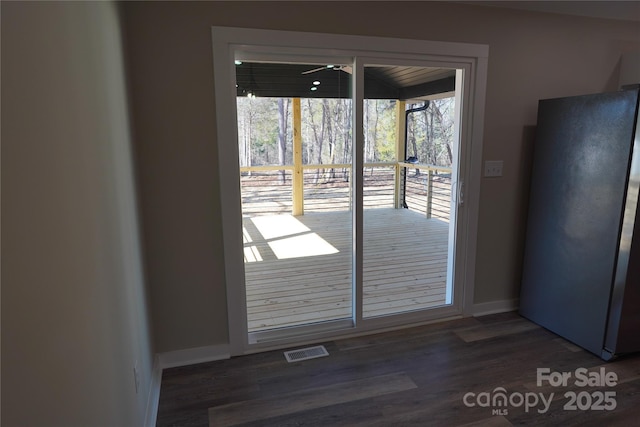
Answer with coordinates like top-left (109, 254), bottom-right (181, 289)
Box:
top-left (244, 208), bottom-right (450, 331)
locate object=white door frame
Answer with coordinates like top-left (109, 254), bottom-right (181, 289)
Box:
top-left (211, 27), bottom-right (488, 356)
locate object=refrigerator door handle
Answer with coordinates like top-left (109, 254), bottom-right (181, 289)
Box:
top-left (458, 180), bottom-right (464, 206)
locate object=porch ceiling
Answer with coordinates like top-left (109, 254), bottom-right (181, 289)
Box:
top-left (235, 62), bottom-right (456, 100)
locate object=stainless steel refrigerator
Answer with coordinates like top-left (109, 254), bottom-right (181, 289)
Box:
top-left (519, 88), bottom-right (640, 361)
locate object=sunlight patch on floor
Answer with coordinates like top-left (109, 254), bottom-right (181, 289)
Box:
top-left (252, 214), bottom-right (310, 240)
top-left (268, 232), bottom-right (339, 259)
top-left (244, 245), bottom-right (263, 262)
top-left (245, 214), bottom-right (339, 261)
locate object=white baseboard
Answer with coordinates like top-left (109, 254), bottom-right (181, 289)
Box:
top-left (473, 299), bottom-right (519, 317)
top-left (158, 343), bottom-right (231, 370)
top-left (144, 355), bottom-right (162, 427)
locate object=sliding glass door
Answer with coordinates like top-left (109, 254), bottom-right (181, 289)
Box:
top-left (235, 56), bottom-right (461, 343)
top-left (362, 63), bottom-right (458, 319)
top-left (235, 60), bottom-right (355, 341)
top-left (212, 27), bottom-right (488, 354)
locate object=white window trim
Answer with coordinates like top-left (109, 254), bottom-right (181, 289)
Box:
top-left (211, 26), bottom-right (488, 356)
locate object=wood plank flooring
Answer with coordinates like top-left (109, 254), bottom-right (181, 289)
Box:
top-left (156, 312), bottom-right (640, 427)
top-left (243, 208), bottom-right (450, 331)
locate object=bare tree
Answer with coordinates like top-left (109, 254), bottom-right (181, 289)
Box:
top-left (237, 98), bottom-right (254, 174)
top-left (307, 98), bottom-right (326, 183)
top-left (341, 99), bottom-right (352, 181)
top-left (325, 99), bottom-right (337, 179)
top-left (277, 98), bottom-right (289, 183)
top-left (432, 100), bottom-right (453, 166)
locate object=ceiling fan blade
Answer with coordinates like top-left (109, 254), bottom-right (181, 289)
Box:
top-left (301, 66), bottom-right (327, 75)
top-left (302, 65), bottom-right (353, 75)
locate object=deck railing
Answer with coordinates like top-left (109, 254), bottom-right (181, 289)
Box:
top-left (240, 162), bottom-right (451, 219)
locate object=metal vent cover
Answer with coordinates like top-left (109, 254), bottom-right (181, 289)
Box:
top-left (284, 345), bottom-right (329, 363)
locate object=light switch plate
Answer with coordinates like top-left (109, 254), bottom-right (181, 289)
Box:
top-left (484, 160), bottom-right (503, 177)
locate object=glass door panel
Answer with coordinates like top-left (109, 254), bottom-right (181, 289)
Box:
top-left (236, 60), bottom-right (353, 334)
top-left (361, 64), bottom-right (458, 318)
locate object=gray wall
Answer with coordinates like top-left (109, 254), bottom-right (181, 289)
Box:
top-left (123, 1), bottom-right (639, 354)
top-left (2, 2), bottom-right (154, 425)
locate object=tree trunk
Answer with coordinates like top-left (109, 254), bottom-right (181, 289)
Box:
top-left (325, 99), bottom-right (336, 179)
top-left (307, 99), bottom-right (325, 184)
top-left (434, 101), bottom-right (453, 165)
top-left (277, 98), bottom-right (288, 183)
top-left (371, 101), bottom-right (379, 162)
top-left (409, 115), bottom-right (420, 176)
top-left (425, 107), bottom-right (434, 165)
top-left (342, 100), bottom-right (351, 181)
top-left (247, 104), bottom-right (253, 175)
top-left (363, 100), bottom-right (370, 164)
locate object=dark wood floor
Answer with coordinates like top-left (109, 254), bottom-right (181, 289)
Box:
top-left (156, 312), bottom-right (640, 426)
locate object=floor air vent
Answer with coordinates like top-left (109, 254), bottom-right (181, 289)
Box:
top-left (284, 345), bottom-right (329, 362)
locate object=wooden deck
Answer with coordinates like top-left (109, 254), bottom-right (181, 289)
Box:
top-left (243, 208), bottom-right (450, 332)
